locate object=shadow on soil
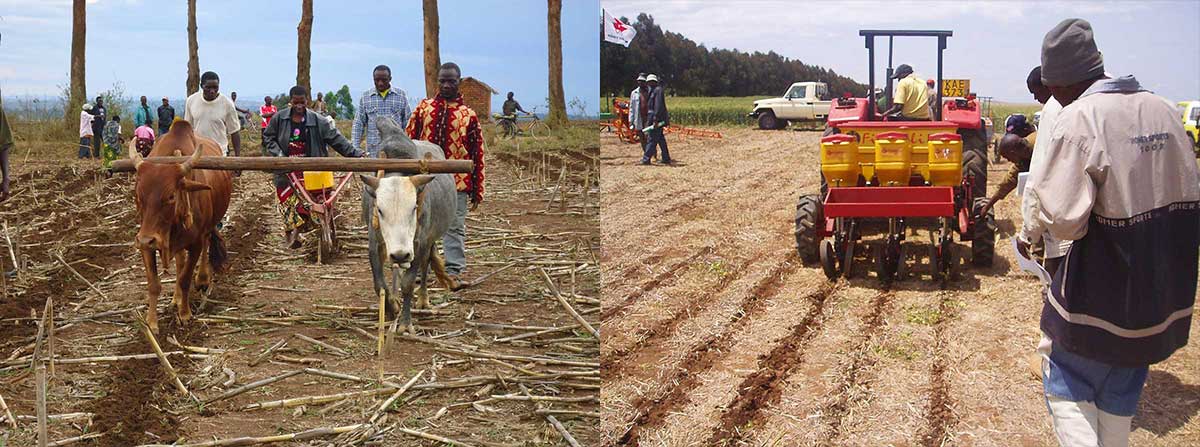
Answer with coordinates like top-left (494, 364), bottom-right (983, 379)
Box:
top-left (815, 240), bottom-right (1014, 292)
top-left (1133, 370), bottom-right (1200, 436)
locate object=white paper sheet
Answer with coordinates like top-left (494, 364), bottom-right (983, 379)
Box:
top-left (1012, 238), bottom-right (1052, 284)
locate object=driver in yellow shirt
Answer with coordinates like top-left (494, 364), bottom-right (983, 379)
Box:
top-left (882, 64), bottom-right (931, 120)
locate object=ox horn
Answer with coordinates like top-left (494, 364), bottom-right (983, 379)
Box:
top-left (179, 147), bottom-right (202, 175)
top-left (128, 139), bottom-right (144, 170)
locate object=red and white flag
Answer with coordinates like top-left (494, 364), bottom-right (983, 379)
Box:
top-left (603, 9), bottom-right (636, 47)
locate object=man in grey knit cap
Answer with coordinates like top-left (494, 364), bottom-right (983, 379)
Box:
top-left (1019, 18), bottom-right (1200, 447)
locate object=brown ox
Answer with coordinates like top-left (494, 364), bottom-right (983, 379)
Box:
top-left (130, 120), bottom-right (233, 333)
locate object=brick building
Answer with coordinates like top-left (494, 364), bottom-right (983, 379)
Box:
top-left (460, 77), bottom-right (498, 122)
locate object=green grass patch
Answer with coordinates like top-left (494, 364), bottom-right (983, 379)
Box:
top-left (603, 96), bottom-right (769, 127)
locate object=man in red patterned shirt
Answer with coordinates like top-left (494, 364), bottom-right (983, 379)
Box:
top-left (406, 62), bottom-right (485, 281)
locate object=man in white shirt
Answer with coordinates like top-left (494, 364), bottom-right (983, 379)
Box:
top-left (184, 71), bottom-right (242, 159)
top-left (1020, 66), bottom-right (1070, 274)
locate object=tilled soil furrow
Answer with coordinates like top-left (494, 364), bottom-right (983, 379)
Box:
top-left (815, 290), bottom-right (896, 446)
top-left (9, 167), bottom-right (100, 222)
top-left (613, 253), bottom-right (804, 446)
top-left (600, 247), bottom-right (713, 322)
top-left (918, 291), bottom-right (958, 447)
top-left (602, 250), bottom-right (765, 380)
top-left (706, 281), bottom-right (842, 445)
top-left (0, 179), bottom-right (130, 353)
top-left (85, 186), bottom-right (272, 447)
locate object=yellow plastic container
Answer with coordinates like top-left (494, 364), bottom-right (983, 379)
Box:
top-left (820, 134), bottom-right (860, 188)
top-left (927, 133), bottom-right (963, 186)
top-left (303, 171), bottom-right (336, 191)
top-left (873, 132), bottom-right (913, 186)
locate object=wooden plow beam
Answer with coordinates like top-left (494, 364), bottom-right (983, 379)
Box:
top-left (664, 126), bottom-right (723, 139)
top-left (111, 156), bottom-right (474, 174)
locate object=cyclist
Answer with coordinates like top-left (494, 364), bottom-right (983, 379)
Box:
top-left (499, 92), bottom-right (530, 136)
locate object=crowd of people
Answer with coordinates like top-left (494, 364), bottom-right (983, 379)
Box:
top-left (0, 62), bottom-right (488, 286)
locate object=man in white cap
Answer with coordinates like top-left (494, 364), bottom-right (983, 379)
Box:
top-left (629, 73), bottom-right (649, 142)
top-left (642, 74), bottom-right (671, 165)
top-left (1018, 18), bottom-right (1200, 446)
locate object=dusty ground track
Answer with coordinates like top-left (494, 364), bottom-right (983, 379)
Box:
top-left (599, 128), bottom-right (1200, 446)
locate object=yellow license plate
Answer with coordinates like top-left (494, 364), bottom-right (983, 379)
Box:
top-left (941, 79), bottom-right (970, 98)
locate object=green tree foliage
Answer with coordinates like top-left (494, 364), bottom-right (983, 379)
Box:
top-left (320, 85), bottom-right (357, 120)
top-left (601, 14), bottom-right (867, 98)
top-left (336, 85), bottom-right (355, 120)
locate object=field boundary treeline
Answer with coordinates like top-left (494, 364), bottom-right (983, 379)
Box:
top-left (600, 13), bottom-right (866, 98)
top-left (604, 95), bottom-right (1041, 132)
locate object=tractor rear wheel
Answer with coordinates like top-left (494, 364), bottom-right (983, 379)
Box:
top-left (758, 110), bottom-right (780, 130)
top-left (794, 194), bottom-right (823, 265)
top-left (962, 139), bottom-right (987, 201)
top-left (971, 197), bottom-right (996, 267)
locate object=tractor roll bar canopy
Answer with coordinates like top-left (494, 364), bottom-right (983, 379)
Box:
top-left (860, 29), bottom-right (953, 121)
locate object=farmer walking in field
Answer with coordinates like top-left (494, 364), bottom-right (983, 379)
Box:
top-left (133, 118), bottom-right (156, 158)
top-left (157, 97), bottom-right (175, 136)
top-left (313, 92), bottom-right (327, 116)
top-left (79, 103), bottom-right (95, 159)
top-left (260, 96), bottom-right (277, 142)
top-left (1018, 18), bottom-right (1200, 447)
top-left (184, 71), bottom-right (243, 158)
top-left (263, 85), bottom-right (365, 248)
top-left (133, 95), bottom-right (154, 129)
top-left (406, 62), bottom-right (486, 284)
top-left (230, 91), bottom-right (253, 132)
top-left (629, 73), bottom-right (648, 141)
top-left (91, 96), bottom-right (106, 158)
top-left (352, 65), bottom-right (410, 158)
top-left (642, 74), bottom-right (671, 165)
top-left (100, 115), bottom-right (122, 174)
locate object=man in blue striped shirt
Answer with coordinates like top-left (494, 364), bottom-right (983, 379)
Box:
top-left (351, 65), bottom-right (410, 158)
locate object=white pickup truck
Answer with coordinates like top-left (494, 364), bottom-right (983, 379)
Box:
top-left (749, 81), bottom-right (832, 129)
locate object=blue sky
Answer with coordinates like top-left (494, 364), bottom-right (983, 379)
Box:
top-left (603, 0), bottom-right (1200, 103)
top-left (0, 0), bottom-right (601, 115)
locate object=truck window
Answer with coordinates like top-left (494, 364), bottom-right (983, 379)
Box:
top-left (1190, 106), bottom-right (1200, 121)
top-left (787, 85), bottom-right (807, 99)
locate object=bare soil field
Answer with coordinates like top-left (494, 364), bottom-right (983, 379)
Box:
top-left (599, 127), bottom-right (1200, 446)
top-left (0, 132), bottom-right (599, 446)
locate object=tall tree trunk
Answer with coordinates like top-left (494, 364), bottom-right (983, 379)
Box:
top-left (64, 0), bottom-right (86, 131)
top-left (186, 0), bottom-right (200, 96)
top-left (422, 0), bottom-right (440, 98)
top-left (545, 0), bottom-right (568, 128)
top-left (296, 0), bottom-right (313, 98)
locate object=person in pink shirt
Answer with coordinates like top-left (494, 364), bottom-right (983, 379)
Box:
top-left (260, 96), bottom-right (277, 142)
top-left (133, 122), bottom-right (156, 157)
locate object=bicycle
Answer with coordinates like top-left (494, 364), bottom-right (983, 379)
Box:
top-left (494, 107), bottom-right (551, 139)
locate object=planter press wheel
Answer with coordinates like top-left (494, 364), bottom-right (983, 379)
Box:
top-left (820, 240), bottom-right (838, 280)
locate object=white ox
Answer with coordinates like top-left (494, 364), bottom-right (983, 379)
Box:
top-left (360, 118), bottom-right (458, 332)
